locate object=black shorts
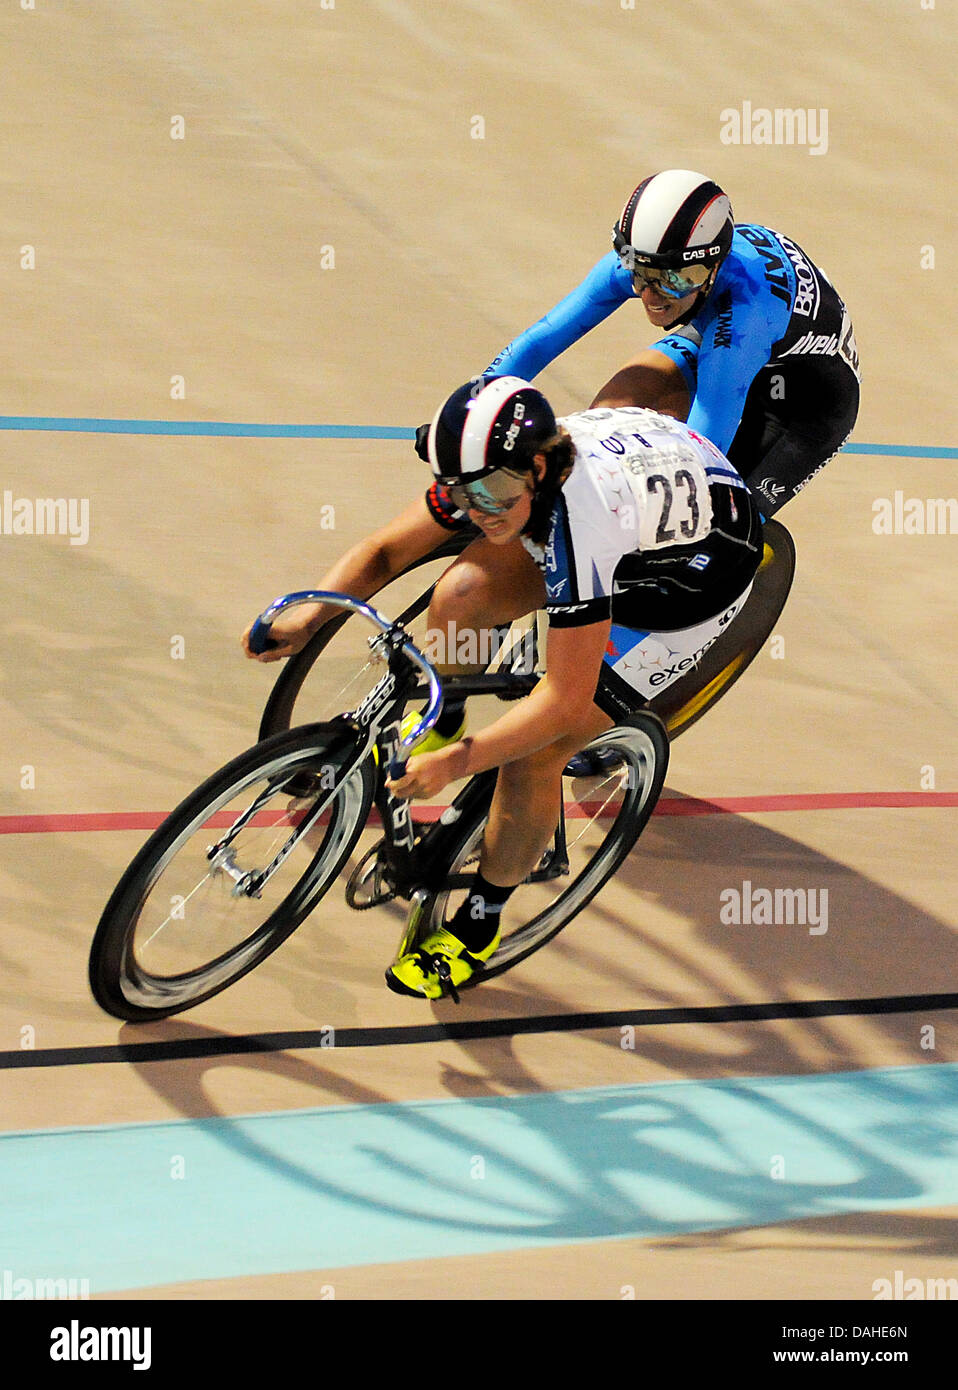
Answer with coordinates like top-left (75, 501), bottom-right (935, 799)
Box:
top-left (608, 482), bottom-right (763, 631)
top-left (726, 362), bottom-right (860, 516)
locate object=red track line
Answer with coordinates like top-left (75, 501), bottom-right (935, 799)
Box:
top-left (0, 791), bottom-right (954, 837)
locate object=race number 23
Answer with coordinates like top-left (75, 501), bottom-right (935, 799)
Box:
top-left (637, 459), bottom-right (712, 550)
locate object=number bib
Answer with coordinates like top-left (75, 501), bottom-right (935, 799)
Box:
top-left (625, 444), bottom-right (713, 551)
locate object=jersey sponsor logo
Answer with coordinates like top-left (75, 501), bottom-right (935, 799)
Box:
top-left (712, 291), bottom-right (734, 348)
top-left (661, 336), bottom-right (698, 368)
top-left (755, 477), bottom-right (786, 503)
top-left (780, 330), bottom-right (840, 358)
top-left (646, 638), bottom-right (717, 687)
top-left (502, 398), bottom-right (526, 452)
top-left (599, 433), bottom-right (627, 455)
top-left (737, 226), bottom-right (792, 306)
top-left (546, 578), bottom-right (567, 598)
top-left (839, 310), bottom-right (861, 380)
top-left (775, 233), bottom-right (820, 317)
top-left (792, 461), bottom-right (827, 496)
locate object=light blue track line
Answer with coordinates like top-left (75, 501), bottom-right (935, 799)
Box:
top-left (0, 417), bottom-right (413, 439)
top-left (842, 443), bottom-right (958, 458)
top-left (0, 415), bottom-right (954, 455)
top-left (2, 1063), bottom-right (957, 1293)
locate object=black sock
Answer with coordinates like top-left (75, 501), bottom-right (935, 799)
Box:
top-left (435, 698), bottom-right (466, 738)
top-left (448, 869), bottom-right (516, 951)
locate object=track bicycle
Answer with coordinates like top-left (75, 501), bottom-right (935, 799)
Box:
top-left (89, 593), bottom-right (670, 1020)
top-left (88, 520), bottom-right (794, 1021)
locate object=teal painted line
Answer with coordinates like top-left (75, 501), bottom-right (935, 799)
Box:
top-left (0, 415), bottom-right (953, 455)
top-left (0, 417), bottom-right (414, 439)
top-left (1, 1063), bottom-right (957, 1293)
top-left (842, 443), bottom-right (958, 459)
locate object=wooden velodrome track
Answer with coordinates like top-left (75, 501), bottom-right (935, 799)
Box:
top-left (0, 1), bottom-right (955, 1306)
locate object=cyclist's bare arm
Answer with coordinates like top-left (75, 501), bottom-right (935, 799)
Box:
top-left (388, 617), bottom-right (613, 800)
top-left (590, 348), bottom-right (690, 418)
top-left (242, 496), bottom-right (455, 662)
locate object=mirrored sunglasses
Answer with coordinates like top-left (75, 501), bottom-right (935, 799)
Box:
top-left (445, 470), bottom-right (530, 516)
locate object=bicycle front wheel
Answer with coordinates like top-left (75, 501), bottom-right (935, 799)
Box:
top-left (422, 712), bottom-right (669, 980)
top-left (89, 723), bottom-right (374, 1021)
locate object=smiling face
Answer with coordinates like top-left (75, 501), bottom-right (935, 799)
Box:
top-left (638, 281), bottom-right (707, 329)
top-left (458, 458), bottom-right (547, 544)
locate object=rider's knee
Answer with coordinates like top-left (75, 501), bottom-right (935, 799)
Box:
top-left (429, 561), bottom-right (494, 630)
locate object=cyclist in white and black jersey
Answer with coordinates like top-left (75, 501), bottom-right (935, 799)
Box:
top-left (243, 377), bottom-right (761, 999)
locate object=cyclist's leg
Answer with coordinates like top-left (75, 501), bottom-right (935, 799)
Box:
top-left (727, 370), bottom-right (861, 516)
top-left (480, 706), bottom-right (614, 887)
top-left (386, 698), bottom-right (617, 999)
top-left (426, 533), bottom-right (546, 670)
top-left (388, 537), bottom-right (603, 992)
top-left (428, 536), bottom-right (610, 887)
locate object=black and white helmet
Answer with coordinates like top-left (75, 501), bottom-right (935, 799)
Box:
top-left (426, 376), bottom-right (557, 485)
top-left (612, 169), bottom-right (734, 271)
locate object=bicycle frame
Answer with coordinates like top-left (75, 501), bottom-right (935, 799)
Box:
top-left (249, 590), bottom-right (569, 906)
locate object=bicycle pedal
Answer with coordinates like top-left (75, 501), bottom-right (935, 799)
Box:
top-left (527, 852), bottom-right (570, 883)
top-left (434, 957), bottom-right (460, 1005)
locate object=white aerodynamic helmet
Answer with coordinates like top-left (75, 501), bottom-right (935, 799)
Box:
top-left (612, 169), bottom-right (734, 272)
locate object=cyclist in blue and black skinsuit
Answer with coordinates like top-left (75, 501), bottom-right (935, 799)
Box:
top-left (471, 169), bottom-right (861, 517)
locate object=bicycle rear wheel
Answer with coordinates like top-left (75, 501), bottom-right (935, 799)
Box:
top-left (89, 723), bottom-right (374, 1021)
top-left (649, 519), bottom-right (795, 739)
top-left (419, 712), bottom-right (669, 981)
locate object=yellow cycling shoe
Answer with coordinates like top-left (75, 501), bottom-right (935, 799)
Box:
top-left (385, 924), bottom-right (500, 1003)
top-left (374, 711), bottom-right (466, 765)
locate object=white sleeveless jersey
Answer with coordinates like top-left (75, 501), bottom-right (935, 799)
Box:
top-left (527, 406), bottom-right (747, 628)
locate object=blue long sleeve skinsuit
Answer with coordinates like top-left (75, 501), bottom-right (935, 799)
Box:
top-left (482, 226), bottom-right (860, 513)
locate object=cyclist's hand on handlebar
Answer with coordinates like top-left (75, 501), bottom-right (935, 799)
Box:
top-left (386, 743), bottom-right (470, 801)
top-left (241, 602), bottom-right (327, 662)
